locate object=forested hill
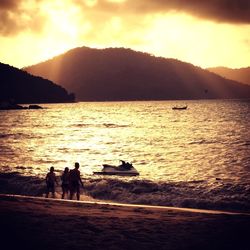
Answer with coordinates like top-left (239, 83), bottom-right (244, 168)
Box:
top-left (0, 62), bottom-right (75, 104)
top-left (207, 66), bottom-right (250, 86)
top-left (25, 47), bottom-right (250, 101)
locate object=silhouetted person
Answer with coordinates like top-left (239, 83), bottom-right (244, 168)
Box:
top-left (120, 160), bottom-right (126, 166)
top-left (45, 166), bottom-right (58, 198)
top-left (119, 160), bottom-right (132, 170)
top-left (69, 162), bottom-right (84, 200)
top-left (61, 167), bottom-right (70, 199)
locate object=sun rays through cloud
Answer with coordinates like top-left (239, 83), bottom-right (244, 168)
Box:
top-left (0, 0), bottom-right (249, 68)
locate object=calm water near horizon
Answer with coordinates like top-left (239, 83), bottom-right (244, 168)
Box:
top-left (0, 99), bottom-right (250, 211)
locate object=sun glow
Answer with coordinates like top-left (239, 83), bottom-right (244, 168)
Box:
top-left (4, 0), bottom-right (88, 67)
top-left (41, 1), bottom-right (80, 38)
top-left (139, 13), bottom-right (250, 68)
top-left (0, 0), bottom-right (249, 68)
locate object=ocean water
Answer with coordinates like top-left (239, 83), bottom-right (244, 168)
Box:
top-left (0, 100), bottom-right (250, 212)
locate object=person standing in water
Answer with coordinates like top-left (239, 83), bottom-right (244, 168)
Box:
top-left (61, 167), bottom-right (70, 199)
top-left (69, 162), bottom-right (84, 200)
top-left (45, 166), bottom-right (58, 198)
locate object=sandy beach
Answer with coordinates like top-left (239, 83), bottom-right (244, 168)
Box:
top-left (0, 194), bottom-right (249, 250)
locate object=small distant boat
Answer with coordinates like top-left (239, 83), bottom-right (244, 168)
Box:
top-left (172, 105), bottom-right (187, 110)
top-left (93, 160), bottom-right (139, 176)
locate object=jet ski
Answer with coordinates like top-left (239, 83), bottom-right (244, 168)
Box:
top-left (93, 160), bottom-right (139, 176)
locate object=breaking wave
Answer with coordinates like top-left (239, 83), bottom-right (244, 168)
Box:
top-left (0, 172), bottom-right (46, 196)
top-left (84, 178), bottom-right (250, 212)
top-left (1, 171), bottom-right (249, 212)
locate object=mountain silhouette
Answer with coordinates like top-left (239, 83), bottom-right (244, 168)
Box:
top-left (207, 66), bottom-right (250, 86)
top-left (0, 62), bottom-right (75, 104)
top-left (24, 47), bottom-right (250, 101)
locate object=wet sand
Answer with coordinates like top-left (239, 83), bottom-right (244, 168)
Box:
top-left (0, 194), bottom-right (249, 250)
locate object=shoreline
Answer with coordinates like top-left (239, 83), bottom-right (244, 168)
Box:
top-left (1, 193), bottom-right (249, 215)
top-left (1, 193), bottom-right (249, 250)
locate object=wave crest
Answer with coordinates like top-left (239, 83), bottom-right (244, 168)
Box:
top-left (1, 172), bottom-right (249, 212)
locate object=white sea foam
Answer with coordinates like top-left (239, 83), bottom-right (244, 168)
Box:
top-left (0, 171), bottom-right (249, 212)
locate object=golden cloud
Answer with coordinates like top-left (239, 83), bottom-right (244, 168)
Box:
top-left (1, 0), bottom-right (250, 36)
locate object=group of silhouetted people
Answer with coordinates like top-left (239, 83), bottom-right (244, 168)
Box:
top-left (45, 162), bottom-right (84, 200)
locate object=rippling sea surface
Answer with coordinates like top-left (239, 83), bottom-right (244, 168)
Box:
top-left (0, 100), bottom-right (250, 211)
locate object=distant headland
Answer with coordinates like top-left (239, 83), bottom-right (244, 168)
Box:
top-left (0, 62), bottom-right (75, 108)
top-left (0, 101), bottom-right (43, 110)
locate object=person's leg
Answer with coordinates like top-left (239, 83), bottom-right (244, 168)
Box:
top-left (69, 184), bottom-right (73, 199)
top-left (76, 185), bottom-right (80, 200)
top-left (65, 187), bottom-right (69, 199)
top-left (62, 186), bottom-right (65, 199)
top-left (52, 185), bottom-right (55, 198)
top-left (45, 186), bottom-right (49, 198)
top-left (69, 189), bottom-right (74, 200)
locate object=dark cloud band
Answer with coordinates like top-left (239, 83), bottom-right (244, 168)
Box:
top-left (0, 0), bottom-right (22, 36)
top-left (104, 0), bottom-right (250, 24)
top-left (1, 0), bottom-right (250, 37)
top-left (0, 0), bottom-right (19, 9)
top-left (0, 0), bottom-right (44, 36)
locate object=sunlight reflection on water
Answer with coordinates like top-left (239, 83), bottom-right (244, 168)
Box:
top-left (0, 100), bottom-right (249, 187)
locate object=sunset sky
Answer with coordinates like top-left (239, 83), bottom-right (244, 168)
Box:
top-left (0, 0), bottom-right (250, 69)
